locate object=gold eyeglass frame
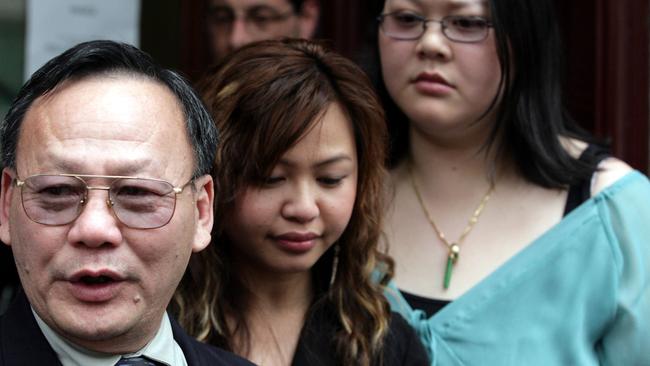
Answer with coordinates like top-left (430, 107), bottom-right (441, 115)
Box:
top-left (14, 173), bottom-right (194, 229)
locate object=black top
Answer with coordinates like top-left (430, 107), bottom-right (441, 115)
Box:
top-left (401, 144), bottom-right (610, 317)
top-left (400, 290), bottom-right (449, 318)
top-left (0, 291), bottom-right (254, 366)
top-left (293, 303), bottom-right (429, 365)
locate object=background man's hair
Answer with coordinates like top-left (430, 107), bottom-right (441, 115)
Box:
top-left (289, 0), bottom-right (306, 12)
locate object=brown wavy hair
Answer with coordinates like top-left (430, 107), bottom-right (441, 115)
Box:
top-left (173, 38), bottom-right (393, 365)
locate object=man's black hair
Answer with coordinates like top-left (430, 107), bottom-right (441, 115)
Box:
top-left (1, 40), bottom-right (218, 177)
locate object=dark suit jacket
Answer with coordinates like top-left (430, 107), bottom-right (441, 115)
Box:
top-left (0, 291), bottom-right (254, 366)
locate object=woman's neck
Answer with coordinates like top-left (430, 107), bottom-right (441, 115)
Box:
top-left (241, 269), bottom-right (314, 311)
top-left (230, 262), bottom-right (314, 366)
top-left (407, 114), bottom-right (509, 181)
top-left (408, 130), bottom-right (501, 190)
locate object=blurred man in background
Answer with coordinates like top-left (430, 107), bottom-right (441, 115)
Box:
top-left (206, 0), bottom-right (319, 61)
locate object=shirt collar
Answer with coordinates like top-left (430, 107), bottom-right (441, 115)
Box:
top-left (33, 308), bottom-right (186, 366)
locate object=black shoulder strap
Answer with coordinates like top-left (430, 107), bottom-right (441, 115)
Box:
top-left (563, 144), bottom-right (611, 216)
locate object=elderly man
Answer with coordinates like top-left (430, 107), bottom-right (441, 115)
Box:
top-left (206, 0), bottom-right (319, 61)
top-left (0, 40), bottom-right (253, 366)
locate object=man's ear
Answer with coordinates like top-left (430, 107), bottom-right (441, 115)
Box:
top-left (191, 174), bottom-right (214, 253)
top-left (0, 168), bottom-right (15, 246)
top-left (298, 0), bottom-right (319, 39)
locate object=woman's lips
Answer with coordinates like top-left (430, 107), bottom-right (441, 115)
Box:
top-left (413, 72), bottom-right (455, 96)
top-left (272, 232), bottom-right (320, 254)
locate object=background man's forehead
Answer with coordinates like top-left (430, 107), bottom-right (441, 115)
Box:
top-left (211, 0), bottom-right (294, 8)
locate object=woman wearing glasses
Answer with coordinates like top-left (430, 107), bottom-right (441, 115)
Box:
top-left (174, 39), bottom-right (429, 365)
top-left (372, 0), bottom-right (650, 364)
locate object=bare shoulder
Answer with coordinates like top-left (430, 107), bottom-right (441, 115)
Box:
top-left (591, 157), bottom-right (634, 196)
top-left (560, 136), bottom-right (634, 196)
top-left (560, 137), bottom-right (588, 159)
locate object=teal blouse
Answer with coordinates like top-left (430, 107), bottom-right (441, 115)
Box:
top-left (385, 171), bottom-right (650, 365)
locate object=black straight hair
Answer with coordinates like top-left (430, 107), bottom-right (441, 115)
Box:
top-left (367, 0), bottom-right (603, 188)
top-left (1, 40), bottom-right (218, 177)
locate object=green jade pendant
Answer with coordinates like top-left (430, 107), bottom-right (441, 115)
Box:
top-left (443, 243), bottom-right (460, 289)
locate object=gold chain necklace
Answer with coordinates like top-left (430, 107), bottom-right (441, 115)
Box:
top-left (408, 165), bottom-right (494, 290)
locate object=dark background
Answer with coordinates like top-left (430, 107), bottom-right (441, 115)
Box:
top-left (164, 0), bottom-right (649, 173)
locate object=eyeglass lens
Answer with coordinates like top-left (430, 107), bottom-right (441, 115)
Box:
top-left (20, 175), bottom-right (178, 229)
top-left (380, 13), bottom-right (490, 42)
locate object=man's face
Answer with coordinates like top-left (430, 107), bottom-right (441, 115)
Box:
top-left (207, 0), bottom-right (318, 61)
top-left (0, 75), bottom-right (213, 353)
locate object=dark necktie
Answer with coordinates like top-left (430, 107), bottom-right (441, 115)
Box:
top-left (114, 356), bottom-right (164, 366)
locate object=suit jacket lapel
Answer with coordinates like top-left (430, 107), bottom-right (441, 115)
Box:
top-left (0, 290), bottom-right (62, 365)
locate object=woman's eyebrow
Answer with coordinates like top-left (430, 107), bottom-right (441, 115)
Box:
top-left (276, 154), bottom-right (353, 169)
top-left (313, 155), bottom-right (354, 168)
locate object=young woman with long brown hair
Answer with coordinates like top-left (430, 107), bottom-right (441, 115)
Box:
top-left (174, 39), bottom-right (428, 366)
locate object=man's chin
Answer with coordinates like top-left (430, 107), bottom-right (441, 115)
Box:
top-left (47, 301), bottom-right (152, 353)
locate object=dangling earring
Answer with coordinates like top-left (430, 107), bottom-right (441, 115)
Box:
top-left (329, 244), bottom-right (340, 287)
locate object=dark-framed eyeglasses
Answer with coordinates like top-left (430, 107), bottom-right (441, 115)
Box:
top-left (207, 5), bottom-right (295, 33)
top-left (14, 173), bottom-right (194, 229)
top-left (377, 12), bottom-right (493, 43)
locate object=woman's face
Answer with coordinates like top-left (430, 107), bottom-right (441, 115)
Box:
top-left (225, 103), bottom-right (358, 277)
top-left (379, 0), bottom-right (501, 140)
